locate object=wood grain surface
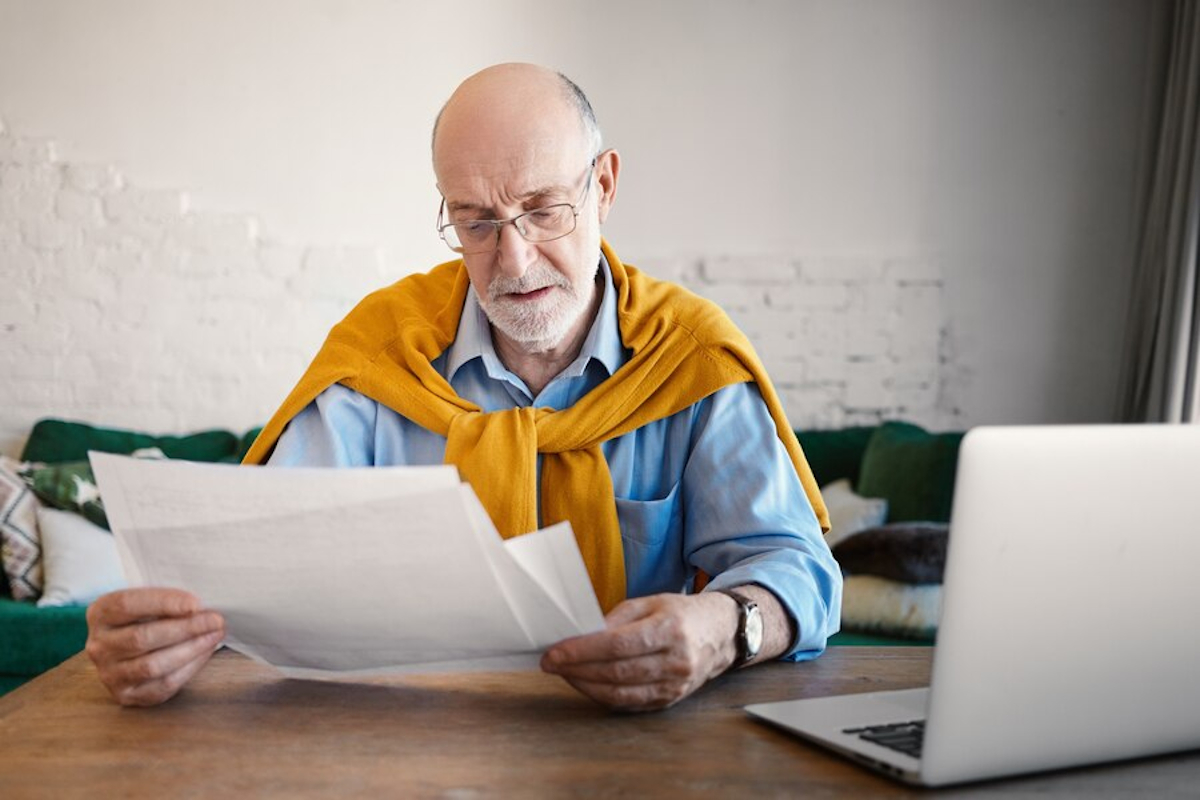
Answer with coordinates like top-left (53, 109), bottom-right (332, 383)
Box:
top-left (1, 646), bottom-right (1197, 798)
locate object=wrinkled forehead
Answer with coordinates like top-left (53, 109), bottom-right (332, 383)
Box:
top-left (436, 136), bottom-right (585, 209)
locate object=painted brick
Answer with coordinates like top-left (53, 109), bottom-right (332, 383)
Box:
top-left (844, 329), bottom-right (892, 359)
top-left (56, 189), bottom-right (107, 228)
top-left (0, 164), bottom-right (60, 223)
top-left (104, 188), bottom-right (189, 222)
top-left (259, 243), bottom-right (306, 280)
top-left (886, 257), bottom-right (940, 282)
top-left (2, 244), bottom-right (49, 286)
top-left (702, 255), bottom-right (797, 284)
top-left (0, 125), bottom-right (970, 454)
top-left (766, 282), bottom-right (849, 312)
top-left (688, 282), bottom-right (766, 313)
top-left (3, 376), bottom-right (76, 407)
top-left (844, 360), bottom-right (895, 410)
top-left (852, 282), bottom-right (900, 319)
top-left (797, 315), bottom-right (846, 355)
top-left (0, 289), bottom-right (39, 327)
top-left (0, 137), bottom-right (58, 165)
top-left (172, 213), bottom-right (260, 251)
top-left (0, 218), bottom-right (20, 243)
top-left (179, 248), bottom-right (261, 279)
top-left (804, 352), bottom-right (854, 382)
top-left (799, 256), bottom-right (884, 282)
top-left (635, 255), bottom-right (700, 283)
top-left (21, 218), bottom-right (78, 251)
top-left (64, 163), bottom-right (124, 194)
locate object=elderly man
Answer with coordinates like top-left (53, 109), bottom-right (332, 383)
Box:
top-left (85, 63), bottom-right (841, 711)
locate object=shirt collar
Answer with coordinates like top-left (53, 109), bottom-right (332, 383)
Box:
top-left (444, 252), bottom-right (626, 384)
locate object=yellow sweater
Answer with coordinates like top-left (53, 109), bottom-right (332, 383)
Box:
top-left (244, 240), bottom-right (828, 612)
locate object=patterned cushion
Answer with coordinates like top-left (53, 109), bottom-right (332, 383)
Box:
top-left (24, 460), bottom-right (110, 530)
top-left (0, 456), bottom-right (43, 600)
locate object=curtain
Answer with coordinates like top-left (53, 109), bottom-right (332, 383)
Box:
top-left (1118, 0), bottom-right (1200, 423)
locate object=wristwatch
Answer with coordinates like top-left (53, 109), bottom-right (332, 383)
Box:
top-left (717, 588), bottom-right (763, 670)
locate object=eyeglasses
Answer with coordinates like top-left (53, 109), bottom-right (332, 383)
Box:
top-left (436, 158), bottom-right (597, 255)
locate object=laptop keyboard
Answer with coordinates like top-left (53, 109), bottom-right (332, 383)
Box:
top-left (842, 720), bottom-right (925, 759)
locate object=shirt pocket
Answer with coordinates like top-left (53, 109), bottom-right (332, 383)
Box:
top-left (614, 480), bottom-right (683, 547)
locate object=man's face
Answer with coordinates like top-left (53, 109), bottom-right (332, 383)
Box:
top-left (438, 150), bottom-right (604, 350)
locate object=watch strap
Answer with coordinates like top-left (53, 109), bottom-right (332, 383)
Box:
top-left (716, 588), bottom-right (760, 670)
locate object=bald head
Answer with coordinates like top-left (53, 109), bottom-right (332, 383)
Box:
top-left (432, 64), bottom-right (602, 184)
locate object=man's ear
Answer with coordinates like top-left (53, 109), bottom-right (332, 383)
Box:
top-left (595, 148), bottom-right (620, 224)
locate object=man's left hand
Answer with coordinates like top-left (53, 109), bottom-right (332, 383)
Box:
top-left (539, 592), bottom-right (739, 712)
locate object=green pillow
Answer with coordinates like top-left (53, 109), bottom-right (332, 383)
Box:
top-left (857, 422), bottom-right (965, 523)
top-left (794, 426), bottom-right (877, 488)
top-left (20, 419), bottom-right (240, 464)
top-left (22, 461), bottom-right (109, 530)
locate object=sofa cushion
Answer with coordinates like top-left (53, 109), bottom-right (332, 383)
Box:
top-left (832, 521), bottom-right (949, 583)
top-left (1, 457), bottom-right (42, 600)
top-left (821, 479), bottom-right (888, 549)
top-left (841, 575), bottom-right (940, 641)
top-left (36, 508), bottom-right (126, 608)
top-left (23, 460), bottom-right (109, 529)
top-left (857, 421), bottom-right (964, 523)
top-left (795, 426), bottom-right (876, 488)
top-left (20, 418), bottom-right (241, 464)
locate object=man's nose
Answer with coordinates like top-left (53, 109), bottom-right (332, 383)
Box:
top-left (495, 223), bottom-right (537, 279)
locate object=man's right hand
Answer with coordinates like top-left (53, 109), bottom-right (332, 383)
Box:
top-left (85, 588), bottom-right (225, 707)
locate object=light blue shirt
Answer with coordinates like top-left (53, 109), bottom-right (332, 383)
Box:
top-left (268, 257), bottom-right (842, 659)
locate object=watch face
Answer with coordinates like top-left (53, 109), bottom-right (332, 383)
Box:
top-left (745, 604), bottom-right (764, 657)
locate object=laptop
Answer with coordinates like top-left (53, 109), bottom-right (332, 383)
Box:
top-left (746, 424), bottom-right (1200, 787)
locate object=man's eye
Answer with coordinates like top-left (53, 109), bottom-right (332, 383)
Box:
top-left (527, 208), bottom-right (564, 224)
top-left (460, 221), bottom-right (492, 237)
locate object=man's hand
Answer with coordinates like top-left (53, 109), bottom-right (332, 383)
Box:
top-left (85, 588), bottom-right (225, 707)
top-left (539, 592), bottom-right (741, 712)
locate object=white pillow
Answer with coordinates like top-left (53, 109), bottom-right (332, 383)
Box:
top-left (821, 478), bottom-right (888, 549)
top-left (841, 574), bottom-right (941, 640)
top-left (35, 507), bottom-right (127, 607)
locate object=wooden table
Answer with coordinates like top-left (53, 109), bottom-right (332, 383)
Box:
top-left (2, 647), bottom-right (1198, 797)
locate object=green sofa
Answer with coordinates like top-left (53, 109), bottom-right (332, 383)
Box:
top-left (1, 418), bottom-right (962, 695)
top-left (0, 420), bottom-right (261, 695)
top-left (798, 423), bottom-right (964, 647)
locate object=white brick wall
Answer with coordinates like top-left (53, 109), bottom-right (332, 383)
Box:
top-left (0, 120), bottom-right (965, 457)
top-left (677, 255), bottom-right (963, 432)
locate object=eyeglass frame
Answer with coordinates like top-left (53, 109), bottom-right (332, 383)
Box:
top-left (436, 156), bottom-right (599, 255)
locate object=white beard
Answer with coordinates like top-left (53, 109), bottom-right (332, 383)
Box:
top-left (482, 262), bottom-right (593, 350)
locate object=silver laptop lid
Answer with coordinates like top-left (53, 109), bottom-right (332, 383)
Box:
top-left (922, 424), bottom-right (1200, 786)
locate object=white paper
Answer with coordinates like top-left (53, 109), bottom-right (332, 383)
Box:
top-left (89, 453), bottom-right (605, 676)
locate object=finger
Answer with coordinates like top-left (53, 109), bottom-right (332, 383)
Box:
top-left (95, 611), bottom-right (225, 659)
top-left (88, 588), bottom-right (205, 628)
top-left (602, 596), bottom-right (656, 627)
top-left (104, 628), bottom-right (225, 692)
top-left (562, 676), bottom-right (684, 712)
top-left (544, 618), bottom-right (666, 668)
top-left (545, 652), bottom-right (688, 684)
top-left (111, 636), bottom-right (221, 707)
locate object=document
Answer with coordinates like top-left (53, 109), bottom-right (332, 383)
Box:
top-left (89, 453), bottom-right (606, 677)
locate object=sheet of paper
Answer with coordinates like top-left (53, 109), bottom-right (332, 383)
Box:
top-left (90, 454), bottom-right (605, 676)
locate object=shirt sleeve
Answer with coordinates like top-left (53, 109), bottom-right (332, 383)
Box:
top-left (266, 384), bottom-right (380, 467)
top-left (682, 382), bottom-right (843, 661)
